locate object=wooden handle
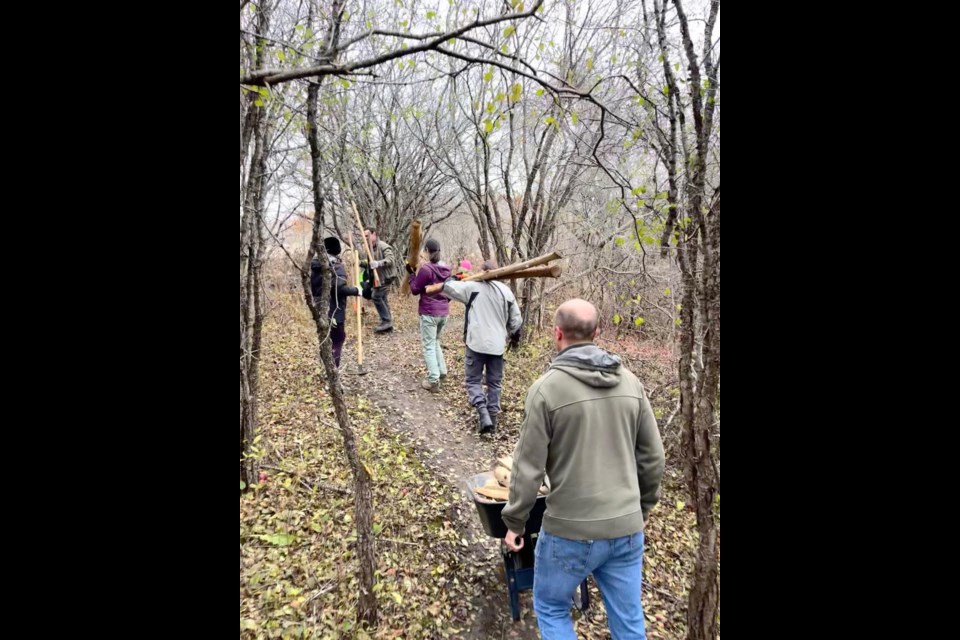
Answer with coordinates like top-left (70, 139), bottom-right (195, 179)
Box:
top-left (345, 236), bottom-right (363, 366)
top-left (352, 201), bottom-right (380, 288)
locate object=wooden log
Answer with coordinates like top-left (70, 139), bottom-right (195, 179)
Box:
top-left (475, 486), bottom-right (510, 502)
top-left (400, 220), bottom-right (422, 295)
top-left (496, 264), bottom-right (562, 280)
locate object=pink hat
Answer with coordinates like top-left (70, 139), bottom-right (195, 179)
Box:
top-left (460, 260), bottom-right (473, 271)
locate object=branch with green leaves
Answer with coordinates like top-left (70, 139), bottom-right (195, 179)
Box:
top-left (240, 0), bottom-right (546, 86)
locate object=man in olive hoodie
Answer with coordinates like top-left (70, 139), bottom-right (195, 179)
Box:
top-left (501, 299), bottom-right (665, 640)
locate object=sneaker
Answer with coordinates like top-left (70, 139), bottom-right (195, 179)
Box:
top-left (421, 379), bottom-right (439, 392)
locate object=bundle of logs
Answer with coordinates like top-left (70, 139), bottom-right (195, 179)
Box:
top-left (396, 219), bottom-right (564, 296)
top-left (421, 251), bottom-right (564, 296)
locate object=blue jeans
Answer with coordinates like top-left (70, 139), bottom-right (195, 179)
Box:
top-left (419, 315), bottom-right (448, 383)
top-left (534, 530), bottom-right (646, 640)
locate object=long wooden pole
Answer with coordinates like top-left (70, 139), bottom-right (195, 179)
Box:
top-left (345, 235), bottom-right (363, 369)
top-left (352, 201), bottom-right (380, 288)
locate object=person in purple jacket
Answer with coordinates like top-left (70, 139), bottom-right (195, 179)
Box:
top-left (407, 238), bottom-right (453, 392)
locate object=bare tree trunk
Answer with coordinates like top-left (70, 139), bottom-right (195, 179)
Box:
top-left (239, 312), bottom-right (255, 487)
top-left (680, 197), bottom-right (720, 640)
top-left (303, 35), bottom-right (378, 627)
top-left (240, 104), bottom-right (270, 489)
top-left (653, 0), bottom-right (683, 258)
top-left (240, 0), bottom-right (273, 491)
top-left (673, 1), bottom-right (721, 637)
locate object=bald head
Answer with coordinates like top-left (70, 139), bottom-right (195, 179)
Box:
top-left (555, 299), bottom-right (599, 344)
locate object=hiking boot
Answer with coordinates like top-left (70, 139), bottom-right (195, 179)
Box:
top-left (421, 379), bottom-right (439, 392)
top-left (477, 407), bottom-right (494, 434)
top-left (374, 322), bottom-right (394, 333)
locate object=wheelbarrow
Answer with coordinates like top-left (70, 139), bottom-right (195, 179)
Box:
top-left (465, 472), bottom-right (590, 621)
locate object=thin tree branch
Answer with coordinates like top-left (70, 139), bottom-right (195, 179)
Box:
top-left (240, 29), bottom-right (324, 63)
top-left (240, 0), bottom-right (546, 86)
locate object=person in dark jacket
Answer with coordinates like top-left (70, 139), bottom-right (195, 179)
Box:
top-left (360, 227), bottom-right (398, 333)
top-left (408, 239), bottom-right (452, 391)
top-left (311, 237), bottom-right (360, 368)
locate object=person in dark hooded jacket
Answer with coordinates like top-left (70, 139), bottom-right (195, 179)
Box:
top-left (311, 237), bottom-right (360, 367)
